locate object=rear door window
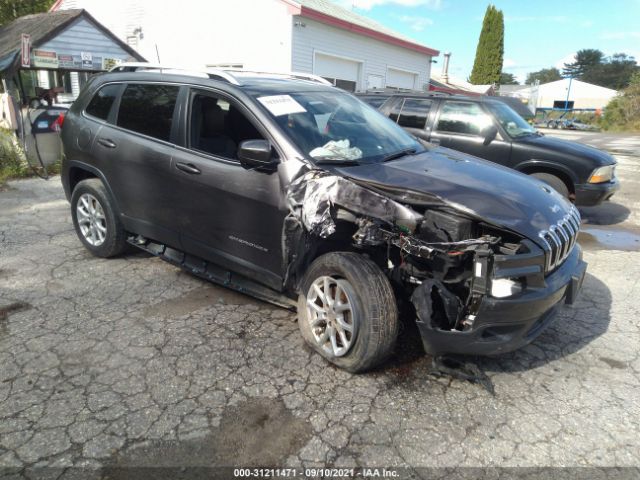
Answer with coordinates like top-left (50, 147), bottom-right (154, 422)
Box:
top-left (397, 98), bottom-right (432, 129)
top-left (85, 84), bottom-right (121, 120)
top-left (358, 95), bottom-right (389, 109)
top-left (116, 84), bottom-right (179, 142)
top-left (435, 101), bottom-right (492, 135)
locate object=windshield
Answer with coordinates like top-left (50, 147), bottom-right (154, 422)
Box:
top-left (486, 102), bottom-right (536, 138)
top-left (253, 91), bottom-right (424, 164)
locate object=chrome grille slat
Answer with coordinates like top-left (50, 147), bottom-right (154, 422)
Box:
top-left (538, 206), bottom-right (581, 274)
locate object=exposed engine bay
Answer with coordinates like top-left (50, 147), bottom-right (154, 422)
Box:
top-left (284, 170), bottom-right (536, 341)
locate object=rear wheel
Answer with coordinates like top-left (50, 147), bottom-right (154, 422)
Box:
top-left (297, 252), bottom-right (398, 373)
top-left (530, 172), bottom-right (570, 199)
top-left (71, 179), bottom-right (127, 258)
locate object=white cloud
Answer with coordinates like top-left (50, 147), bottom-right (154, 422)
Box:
top-left (333, 0), bottom-right (442, 11)
top-left (503, 58), bottom-right (517, 68)
top-left (555, 52), bottom-right (576, 70)
top-left (599, 31), bottom-right (640, 40)
top-left (396, 14), bottom-right (433, 31)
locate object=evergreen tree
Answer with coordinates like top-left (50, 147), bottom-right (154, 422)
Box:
top-left (499, 72), bottom-right (518, 85)
top-left (469, 5), bottom-right (504, 85)
top-left (525, 68), bottom-right (562, 85)
top-left (562, 49), bottom-right (604, 78)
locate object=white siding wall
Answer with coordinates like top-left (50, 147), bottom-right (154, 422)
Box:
top-left (56, 0), bottom-right (292, 71)
top-left (291, 17), bottom-right (432, 92)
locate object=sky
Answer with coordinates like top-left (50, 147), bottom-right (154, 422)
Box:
top-left (331, 0), bottom-right (640, 83)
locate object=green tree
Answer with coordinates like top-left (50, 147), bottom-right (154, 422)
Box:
top-left (499, 72), bottom-right (518, 85)
top-left (0, 0), bottom-right (55, 26)
top-left (525, 67), bottom-right (562, 85)
top-left (602, 71), bottom-right (640, 131)
top-left (469, 5), bottom-right (504, 85)
top-left (562, 49), bottom-right (604, 78)
top-left (582, 53), bottom-right (638, 90)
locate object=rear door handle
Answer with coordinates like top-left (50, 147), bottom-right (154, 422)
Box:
top-left (176, 162), bottom-right (201, 175)
top-left (97, 138), bottom-right (117, 149)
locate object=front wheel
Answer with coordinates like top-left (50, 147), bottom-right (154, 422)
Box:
top-left (530, 172), bottom-right (570, 199)
top-left (297, 252), bottom-right (398, 373)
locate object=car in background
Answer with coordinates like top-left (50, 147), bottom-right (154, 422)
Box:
top-left (546, 118), bottom-right (599, 131)
top-left (358, 92), bottom-right (618, 206)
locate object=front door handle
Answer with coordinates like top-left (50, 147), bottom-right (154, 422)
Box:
top-left (97, 138), bottom-right (117, 149)
top-left (176, 162), bottom-right (201, 175)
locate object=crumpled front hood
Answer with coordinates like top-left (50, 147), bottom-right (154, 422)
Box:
top-left (330, 147), bottom-right (574, 243)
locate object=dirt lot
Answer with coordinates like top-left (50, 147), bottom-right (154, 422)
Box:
top-left (1, 131), bottom-right (639, 478)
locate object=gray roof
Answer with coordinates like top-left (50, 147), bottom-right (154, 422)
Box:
top-left (298, 0), bottom-right (438, 54)
top-left (0, 9), bottom-right (143, 74)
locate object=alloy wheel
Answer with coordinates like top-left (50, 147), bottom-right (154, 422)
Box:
top-left (76, 193), bottom-right (107, 247)
top-left (306, 276), bottom-right (357, 357)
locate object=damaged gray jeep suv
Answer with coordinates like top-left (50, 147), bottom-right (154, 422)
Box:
top-left (61, 65), bottom-right (587, 372)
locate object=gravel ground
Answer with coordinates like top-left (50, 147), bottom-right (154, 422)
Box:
top-left (1, 134), bottom-right (639, 478)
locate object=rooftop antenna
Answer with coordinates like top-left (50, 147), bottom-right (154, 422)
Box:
top-left (155, 44), bottom-right (161, 65)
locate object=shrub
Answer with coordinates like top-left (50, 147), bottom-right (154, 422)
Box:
top-left (0, 128), bottom-right (28, 183)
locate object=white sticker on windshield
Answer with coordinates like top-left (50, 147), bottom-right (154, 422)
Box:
top-left (258, 95), bottom-right (306, 116)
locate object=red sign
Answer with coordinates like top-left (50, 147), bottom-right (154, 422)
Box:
top-left (21, 34), bottom-right (31, 68)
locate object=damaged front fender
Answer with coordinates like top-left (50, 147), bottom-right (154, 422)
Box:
top-left (286, 170), bottom-right (422, 238)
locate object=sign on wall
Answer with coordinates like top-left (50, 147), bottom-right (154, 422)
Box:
top-left (81, 52), bottom-right (93, 69)
top-left (57, 54), bottom-right (75, 69)
top-left (21, 34), bottom-right (31, 68)
top-left (32, 50), bottom-right (58, 68)
top-left (102, 58), bottom-right (121, 71)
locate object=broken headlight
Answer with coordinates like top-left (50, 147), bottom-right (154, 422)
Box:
top-left (490, 278), bottom-right (522, 298)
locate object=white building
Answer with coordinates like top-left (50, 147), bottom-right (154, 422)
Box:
top-left (51, 0), bottom-right (439, 92)
top-left (534, 78), bottom-right (617, 110)
top-left (500, 79), bottom-right (618, 111)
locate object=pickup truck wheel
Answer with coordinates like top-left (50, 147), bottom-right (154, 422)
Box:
top-left (71, 179), bottom-right (127, 258)
top-left (530, 172), bottom-right (570, 199)
top-left (297, 252), bottom-right (398, 373)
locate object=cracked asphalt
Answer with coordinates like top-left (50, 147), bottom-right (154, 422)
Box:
top-left (1, 132), bottom-right (640, 478)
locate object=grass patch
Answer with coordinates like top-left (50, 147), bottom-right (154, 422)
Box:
top-left (0, 128), bottom-right (61, 185)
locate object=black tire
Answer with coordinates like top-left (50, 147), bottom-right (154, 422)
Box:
top-left (530, 172), bottom-right (570, 199)
top-left (71, 178), bottom-right (127, 258)
top-left (297, 252), bottom-right (398, 373)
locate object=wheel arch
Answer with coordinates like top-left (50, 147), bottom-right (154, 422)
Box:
top-left (515, 160), bottom-right (576, 195)
top-left (67, 161), bottom-right (122, 214)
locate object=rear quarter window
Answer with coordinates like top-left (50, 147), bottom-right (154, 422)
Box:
top-left (116, 84), bottom-right (179, 142)
top-left (85, 84), bottom-right (121, 120)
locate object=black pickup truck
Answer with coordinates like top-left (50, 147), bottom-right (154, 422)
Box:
top-left (358, 93), bottom-right (619, 206)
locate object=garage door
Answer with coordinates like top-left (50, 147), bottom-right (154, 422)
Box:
top-left (314, 53), bottom-right (360, 92)
top-left (387, 68), bottom-right (417, 90)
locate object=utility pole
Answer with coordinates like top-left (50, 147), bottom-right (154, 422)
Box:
top-left (564, 76), bottom-right (573, 111)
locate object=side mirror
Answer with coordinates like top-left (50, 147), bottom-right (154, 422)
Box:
top-left (482, 124), bottom-right (498, 145)
top-left (237, 139), bottom-right (278, 171)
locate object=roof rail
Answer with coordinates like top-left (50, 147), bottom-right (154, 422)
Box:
top-left (108, 62), bottom-right (241, 85)
top-left (222, 69), bottom-right (333, 86)
top-left (109, 63), bottom-right (334, 87)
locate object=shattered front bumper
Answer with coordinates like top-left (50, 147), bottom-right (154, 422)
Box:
top-left (415, 245), bottom-right (587, 356)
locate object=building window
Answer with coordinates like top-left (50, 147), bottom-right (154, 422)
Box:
top-left (553, 100), bottom-right (574, 109)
